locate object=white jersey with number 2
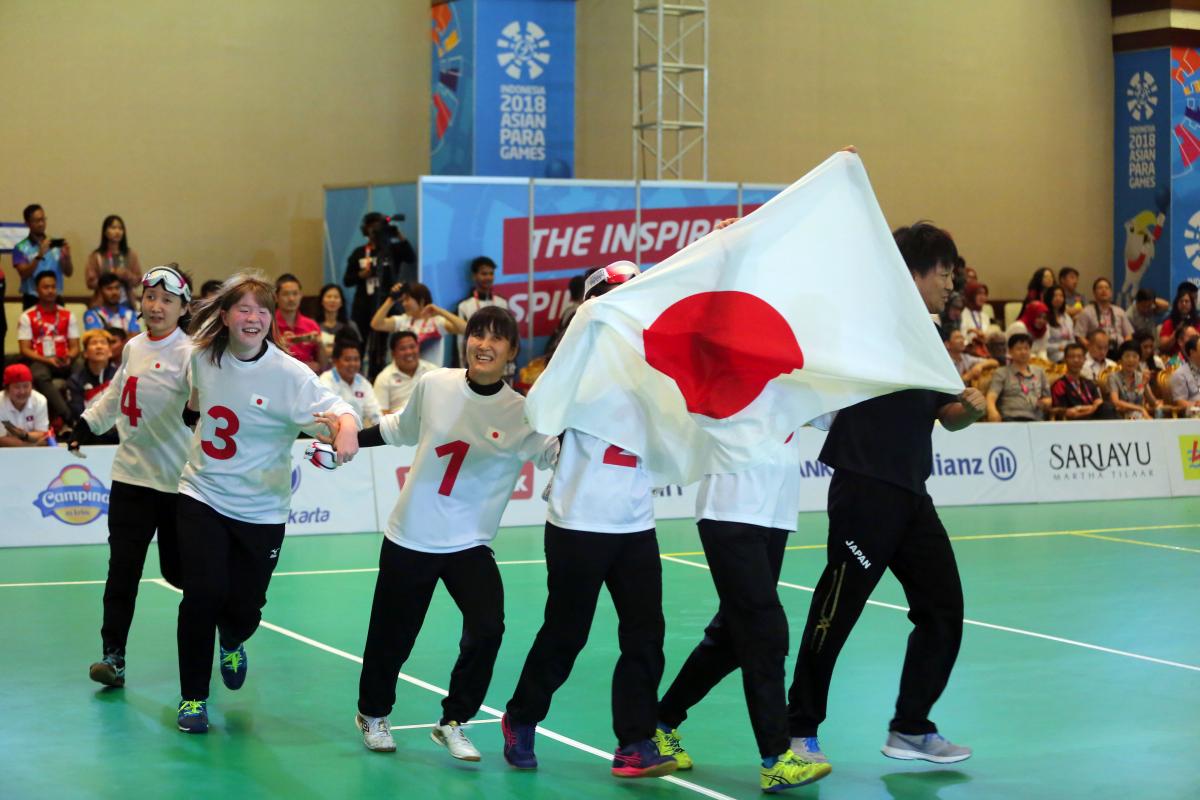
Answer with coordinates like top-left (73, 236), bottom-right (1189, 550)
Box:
top-left (547, 430), bottom-right (654, 534)
top-left (696, 432), bottom-right (802, 531)
top-left (379, 368), bottom-right (558, 554)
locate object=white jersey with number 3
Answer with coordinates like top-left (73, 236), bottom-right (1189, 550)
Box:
top-left (547, 430), bottom-right (654, 534)
top-left (696, 433), bottom-right (801, 531)
top-left (380, 368), bottom-right (557, 554)
top-left (178, 344), bottom-right (357, 524)
top-left (82, 328), bottom-right (193, 494)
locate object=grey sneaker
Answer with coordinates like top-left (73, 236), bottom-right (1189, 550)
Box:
top-left (789, 736), bottom-right (829, 764)
top-left (881, 731), bottom-right (971, 764)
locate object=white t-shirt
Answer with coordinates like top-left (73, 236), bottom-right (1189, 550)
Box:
top-left (379, 368), bottom-right (558, 554)
top-left (959, 306), bottom-right (998, 337)
top-left (0, 389), bottom-right (50, 433)
top-left (320, 368), bottom-right (382, 427)
top-left (178, 343), bottom-right (358, 524)
top-left (373, 359), bottom-right (439, 413)
top-left (1081, 355), bottom-right (1116, 382)
top-left (82, 328), bottom-right (193, 493)
top-left (695, 434), bottom-right (801, 531)
top-left (389, 314), bottom-right (450, 367)
top-left (547, 430), bottom-right (655, 534)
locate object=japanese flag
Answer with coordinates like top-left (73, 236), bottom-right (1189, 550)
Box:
top-left (525, 152), bottom-right (963, 485)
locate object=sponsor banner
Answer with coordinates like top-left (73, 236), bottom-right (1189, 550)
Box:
top-left (1030, 420), bottom-right (1174, 502)
top-left (430, 0), bottom-right (476, 175)
top-left (0, 447), bottom-right (116, 547)
top-left (1170, 48), bottom-right (1200, 295)
top-left (286, 440), bottom-right (378, 536)
top-left (1160, 417), bottom-right (1200, 496)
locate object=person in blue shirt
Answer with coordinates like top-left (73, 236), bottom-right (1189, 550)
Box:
top-left (12, 204), bottom-right (73, 308)
top-left (84, 273), bottom-right (140, 333)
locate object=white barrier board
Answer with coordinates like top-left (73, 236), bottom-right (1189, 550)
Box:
top-left (1029, 420), bottom-right (1175, 503)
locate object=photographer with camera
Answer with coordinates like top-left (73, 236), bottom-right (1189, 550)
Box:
top-left (13, 204), bottom-right (74, 309)
top-left (344, 211), bottom-right (417, 378)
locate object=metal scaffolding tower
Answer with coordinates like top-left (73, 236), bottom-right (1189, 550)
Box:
top-left (632, 0), bottom-right (708, 180)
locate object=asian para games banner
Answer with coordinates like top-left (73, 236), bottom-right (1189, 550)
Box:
top-left (1170, 47), bottom-right (1200, 295)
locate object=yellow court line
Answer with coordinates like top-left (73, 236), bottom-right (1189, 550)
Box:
top-left (1071, 532), bottom-right (1200, 555)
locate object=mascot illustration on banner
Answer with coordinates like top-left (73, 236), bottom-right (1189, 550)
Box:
top-left (1120, 207), bottom-right (1166, 308)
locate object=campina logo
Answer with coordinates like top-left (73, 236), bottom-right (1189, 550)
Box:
top-left (1127, 70), bottom-right (1158, 121)
top-left (1180, 436), bottom-right (1200, 481)
top-left (497, 20), bottom-right (551, 79)
top-left (33, 465), bottom-right (111, 525)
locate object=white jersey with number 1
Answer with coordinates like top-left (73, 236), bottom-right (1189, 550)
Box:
top-left (178, 343), bottom-right (358, 524)
top-left (696, 432), bottom-right (802, 532)
top-left (547, 430), bottom-right (655, 533)
top-left (82, 328), bottom-right (193, 494)
top-left (379, 368), bottom-right (558, 554)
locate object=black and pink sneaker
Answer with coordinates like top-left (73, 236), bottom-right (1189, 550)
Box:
top-left (611, 738), bottom-right (678, 779)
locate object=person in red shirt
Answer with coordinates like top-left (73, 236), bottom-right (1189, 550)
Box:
top-left (274, 273), bottom-right (327, 373)
top-left (17, 271), bottom-right (80, 424)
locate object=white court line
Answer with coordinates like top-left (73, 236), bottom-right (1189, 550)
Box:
top-left (659, 555), bottom-right (1200, 674)
top-left (148, 580), bottom-right (735, 800)
top-left (389, 719), bottom-right (502, 732)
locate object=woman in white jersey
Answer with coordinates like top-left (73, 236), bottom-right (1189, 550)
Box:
top-left (654, 434), bottom-right (831, 792)
top-left (346, 306), bottom-right (556, 762)
top-left (70, 264), bottom-right (194, 688)
top-left (174, 273), bottom-right (360, 734)
top-left (500, 262), bottom-right (677, 780)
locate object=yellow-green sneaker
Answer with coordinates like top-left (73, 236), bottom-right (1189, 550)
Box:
top-left (760, 749), bottom-right (831, 793)
top-left (653, 726), bottom-right (693, 770)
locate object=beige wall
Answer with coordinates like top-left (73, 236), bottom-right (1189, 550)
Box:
top-left (2, 0), bottom-right (1112, 302)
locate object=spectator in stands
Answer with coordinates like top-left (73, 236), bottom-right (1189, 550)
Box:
top-left (1107, 341), bottom-right (1159, 420)
top-left (951, 255), bottom-right (968, 294)
top-left (456, 256), bottom-right (509, 366)
top-left (84, 273), bottom-right (140, 333)
top-left (104, 326), bottom-right (128, 365)
top-left (1023, 267), bottom-right (1056, 307)
top-left (318, 338), bottom-right (381, 427)
top-left (0, 364), bottom-right (51, 447)
top-left (274, 273), bottom-right (327, 373)
top-left (945, 328), bottom-right (997, 383)
top-left (1006, 300), bottom-right (1050, 359)
top-left (1158, 282), bottom-right (1200, 355)
top-left (13, 204), bottom-right (73, 309)
top-left (344, 211), bottom-right (417, 378)
top-left (1051, 343), bottom-right (1104, 420)
top-left (1170, 336), bottom-right (1200, 412)
top-left (984, 329), bottom-right (1008, 363)
top-left (1043, 285), bottom-right (1074, 363)
top-left (1081, 329), bottom-right (1116, 381)
top-left (1075, 277), bottom-right (1134, 351)
top-left (316, 283), bottom-right (361, 361)
top-left (1059, 266), bottom-right (1085, 318)
top-left (987, 333), bottom-right (1051, 421)
top-left (1126, 288), bottom-right (1166, 340)
top-left (84, 214), bottom-right (142, 305)
top-left (66, 330), bottom-right (119, 443)
top-left (1166, 324), bottom-right (1199, 368)
top-left (17, 272), bottom-right (80, 426)
top-left (0, 261), bottom-right (6, 349)
top-left (370, 281), bottom-right (467, 367)
top-left (939, 291), bottom-right (965, 333)
top-left (1135, 331), bottom-right (1164, 372)
top-left (199, 279), bottom-right (223, 301)
top-left (960, 281), bottom-right (999, 346)
top-left (372, 331), bottom-right (437, 414)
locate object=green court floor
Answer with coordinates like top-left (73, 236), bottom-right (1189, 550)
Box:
top-left (3, 497), bottom-right (1198, 800)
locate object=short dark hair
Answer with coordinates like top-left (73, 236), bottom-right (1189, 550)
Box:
top-left (470, 256), bottom-right (496, 274)
top-left (200, 279), bottom-right (223, 298)
top-left (22, 204), bottom-right (42, 223)
top-left (1007, 332), bottom-right (1033, 349)
top-left (275, 273), bottom-right (301, 291)
top-left (1185, 336), bottom-right (1199, 357)
top-left (361, 211), bottom-right (385, 236)
top-left (1058, 266), bottom-right (1079, 281)
top-left (464, 305), bottom-right (520, 353)
top-left (35, 271), bottom-right (57, 286)
top-left (97, 272), bottom-right (123, 289)
top-left (104, 326), bottom-right (129, 342)
top-left (389, 330), bottom-right (418, 351)
top-left (332, 338), bottom-right (361, 360)
top-left (892, 222), bottom-right (958, 277)
top-left (1135, 288), bottom-right (1155, 303)
top-left (398, 281), bottom-right (433, 307)
top-left (1092, 277), bottom-right (1111, 291)
top-left (1117, 340), bottom-right (1141, 358)
top-left (1063, 342), bottom-right (1085, 358)
top-left (568, 274), bottom-right (586, 302)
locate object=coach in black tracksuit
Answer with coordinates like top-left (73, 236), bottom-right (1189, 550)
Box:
top-left (787, 222), bottom-right (986, 762)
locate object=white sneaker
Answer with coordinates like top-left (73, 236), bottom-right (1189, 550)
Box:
top-left (432, 720), bottom-right (481, 761)
top-left (356, 712), bottom-right (396, 752)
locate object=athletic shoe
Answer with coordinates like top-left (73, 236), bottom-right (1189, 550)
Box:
top-left (760, 749), bottom-right (832, 793)
top-left (218, 643), bottom-right (248, 690)
top-left (177, 699), bottom-right (209, 734)
top-left (611, 738), bottom-right (678, 778)
top-left (789, 735), bottom-right (829, 764)
top-left (881, 731), bottom-right (972, 764)
top-left (432, 721), bottom-right (481, 761)
top-left (653, 725), bottom-right (693, 770)
top-left (89, 651), bottom-right (126, 688)
top-left (501, 713), bottom-right (537, 769)
top-left (355, 712), bottom-right (396, 752)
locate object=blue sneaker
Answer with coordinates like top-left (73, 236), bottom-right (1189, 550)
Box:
top-left (177, 699), bottom-right (209, 733)
top-left (219, 643), bottom-right (248, 690)
top-left (790, 735), bottom-right (829, 764)
top-left (612, 738), bottom-right (678, 779)
top-left (502, 713), bottom-right (538, 769)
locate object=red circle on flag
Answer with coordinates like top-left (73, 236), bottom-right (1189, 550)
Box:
top-left (643, 291), bottom-right (804, 419)
top-left (492, 431), bottom-right (499, 439)
top-left (256, 398), bottom-right (263, 405)
top-left (155, 363), bottom-right (161, 369)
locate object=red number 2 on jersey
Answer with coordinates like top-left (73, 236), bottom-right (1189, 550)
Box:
top-left (434, 440), bottom-right (470, 496)
top-left (602, 444), bottom-right (638, 468)
top-left (119, 377), bottom-right (141, 427)
top-left (201, 405), bottom-right (240, 460)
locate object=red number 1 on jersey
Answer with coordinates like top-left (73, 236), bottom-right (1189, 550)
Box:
top-left (434, 440), bottom-right (470, 496)
top-left (120, 377), bottom-right (141, 427)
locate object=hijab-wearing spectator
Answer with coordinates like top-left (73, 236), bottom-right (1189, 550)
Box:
top-left (85, 214), bottom-right (142, 306)
top-left (1158, 282), bottom-right (1200, 354)
top-left (1007, 301), bottom-right (1050, 360)
top-left (1043, 285), bottom-right (1074, 363)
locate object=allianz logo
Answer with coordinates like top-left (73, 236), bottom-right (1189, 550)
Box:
top-left (800, 446), bottom-right (1018, 482)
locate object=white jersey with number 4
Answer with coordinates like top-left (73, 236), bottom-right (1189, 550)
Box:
top-left (82, 328), bottom-right (193, 494)
top-left (178, 344), bottom-right (358, 524)
top-left (380, 368), bottom-right (558, 554)
top-left (696, 433), bottom-right (801, 531)
top-left (547, 430), bottom-right (654, 534)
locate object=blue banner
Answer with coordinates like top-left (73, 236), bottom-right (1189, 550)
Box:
top-left (1170, 47), bottom-right (1200, 293)
top-left (431, 1), bottom-right (475, 175)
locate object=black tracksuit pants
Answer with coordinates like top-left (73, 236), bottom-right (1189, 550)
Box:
top-left (358, 539), bottom-right (505, 724)
top-left (176, 494), bottom-right (285, 701)
top-left (506, 523), bottom-right (666, 746)
top-left (100, 481), bottom-right (183, 653)
top-left (788, 470), bottom-right (964, 737)
top-left (658, 520), bottom-right (791, 757)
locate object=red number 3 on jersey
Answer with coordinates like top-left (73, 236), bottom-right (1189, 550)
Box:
top-left (201, 405), bottom-right (240, 460)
